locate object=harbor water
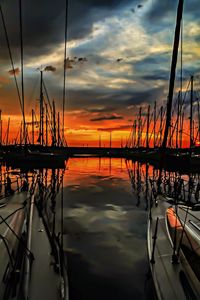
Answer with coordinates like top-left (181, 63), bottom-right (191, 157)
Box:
top-left (62, 158), bottom-right (153, 300)
top-left (3, 157), bottom-right (199, 299)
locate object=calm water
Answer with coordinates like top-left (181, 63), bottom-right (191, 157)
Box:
top-left (61, 158), bottom-right (152, 300)
top-left (3, 157), bottom-right (199, 299)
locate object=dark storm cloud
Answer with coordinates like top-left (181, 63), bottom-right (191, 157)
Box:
top-left (146, 0), bottom-right (200, 24)
top-left (0, 0), bottom-right (136, 62)
top-left (146, 0), bottom-right (177, 22)
top-left (97, 125), bottom-right (131, 131)
top-left (90, 114), bottom-right (123, 122)
top-left (124, 87), bottom-right (164, 107)
top-left (134, 55), bottom-right (171, 82)
top-left (65, 85), bottom-right (165, 114)
top-left (141, 71), bottom-right (169, 81)
top-left (86, 107), bottom-right (116, 113)
top-left (134, 55), bottom-right (170, 72)
top-left (44, 65), bottom-right (56, 72)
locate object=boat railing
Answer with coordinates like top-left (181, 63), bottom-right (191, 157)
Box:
top-left (150, 217), bottom-right (159, 264)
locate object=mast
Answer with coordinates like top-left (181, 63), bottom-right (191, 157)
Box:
top-left (154, 101), bottom-right (157, 148)
top-left (6, 118), bottom-right (10, 146)
top-left (52, 100), bottom-right (56, 146)
top-left (162, 0), bottom-right (184, 149)
top-left (176, 92), bottom-right (180, 148)
top-left (19, 121), bottom-right (22, 145)
top-left (19, 0), bottom-right (26, 144)
top-left (159, 106), bottom-right (163, 147)
top-left (198, 99), bottom-right (200, 144)
top-left (62, 0), bottom-right (69, 145)
top-left (39, 70), bottom-right (44, 146)
top-left (31, 109), bottom-right (34, 145)
top-left (190, 75), bottom-right (194, 148)
top-left (138, 107), bottom-right (142, 147)
top-left (180, 111), bottom-right (184, 148)
top-left (0, 110), bottom-right (2, 145)
top-left (46, 104), bottom-right (48, 146)
top-left (57, 112), bottom-right (60, 147)
top-left (146, 105), bottom-right (150, 148)
top-left (133, 120), bottom-right (137, 147)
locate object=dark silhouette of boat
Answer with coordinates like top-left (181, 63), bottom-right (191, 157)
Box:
top-left (3, 148), bottom-right (66, 169)
top-left (148, 196), bottom-right (200, 300)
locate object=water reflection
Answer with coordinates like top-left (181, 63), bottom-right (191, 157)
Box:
top-left (62, 158), bottom-right (200, 300)
top-left (2, 157), bottom-right (199, 299)
top-left (62, 158), bottom-right (150, 300)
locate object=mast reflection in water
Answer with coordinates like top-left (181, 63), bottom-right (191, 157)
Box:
top-left (61, 158), bottom-right (200, 300)
top-left (61, 157), bottom-right (151, 300)
top-left (3, 157), bottom-right (199, 299)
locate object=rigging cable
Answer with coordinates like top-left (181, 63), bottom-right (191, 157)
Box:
top-left (0, 214), bottom-right (34, 260)
top-left (0, 4), bottom-right (23, 114)
top-left (62, 0), bottom-right (69, 147)
top-left (19, 0), bottom-right (26, 143)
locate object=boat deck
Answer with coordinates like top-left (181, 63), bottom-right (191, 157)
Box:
top-left (28, 204), bottom-right (61, 300)
top-left (0, 191), bottom-right (28, 299)
top-left (0, 191), bottom-right (27, 235)
top-left (147, 197), bottom-right (190, 300)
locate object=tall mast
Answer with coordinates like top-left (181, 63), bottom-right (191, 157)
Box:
top-left (6, 118), bottom-right (10, 146)
top-left (198, 99), bottom-right (200, 144)
top-left (146, 105), bottom-right (150, 148)
top-left (20, 121), bottom-right (22, 145)
top-left (52, 100), bottom-right (56, 146)
top-left (133, 120), bottom-right (137, 147)
top-left (57, 112), bottom-right (60, 147)
top-left (154, 101), bottom-right (157, 148)
top-left (46, 104), bottom-right (48, 146)
top-left (109, 131), bottom-right (112, 148)
top-left (62, 0), bottom-right (69, 145)
top-left (19, 0), bottom-right (26, 144)
top-left (190, 75), bottom-right (194, 148)
top-left (176, 91), bottom-right (180, 148)
top-left (0, 110), bottom-right (2, 145)
top-left (39, 70), bottom-right (44, 146)
top-left (32, 109), bottom-right (34, 145)
top-left (180, 111), bottom-right (184, 148)
top-left (159, 106), bottom-right (163, 147)
top-left (162, 0), bottom-right (184, 149)
top-left (138, 107), bottom-right (142, 147)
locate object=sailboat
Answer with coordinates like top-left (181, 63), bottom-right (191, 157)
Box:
top-left (147, 194), bottom-right (200, 300)
top-left (0, 0), bottom-right (69, 298)
top-left (0, 190), bottom-right (28, 299)
top-left (147, 1), bottom-right (200, 298)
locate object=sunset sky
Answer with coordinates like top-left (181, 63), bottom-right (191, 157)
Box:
top-left (0, 0), bottom-right (200, 146)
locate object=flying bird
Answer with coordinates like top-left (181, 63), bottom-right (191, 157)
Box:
top-left (44, 65), bottom-right (56, 72)
top-left (137, 4), bottom-right (143, 9)
top-left (64, 57), bottom-right (74, 69)
top-left (8, 68), bottom-right (20, 76)
top-left (78, 57), bottom-right (88, 62)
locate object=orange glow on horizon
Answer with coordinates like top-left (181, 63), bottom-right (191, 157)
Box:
top-left (0, 113), bottom-right (193, 148)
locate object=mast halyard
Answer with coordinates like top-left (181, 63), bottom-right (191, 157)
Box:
top-left (162, 0), bottom-right (184, 149)
top-left (190, 75), bottom-right (194, 149)
top-left (39, 70), bottom-right (44, 146)
top-left (146, 105), bottom-right (150, 148)
top-left (19, 0), bottom-right (26, 145)
top-left (62, 0), bottom-right (69, 146)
